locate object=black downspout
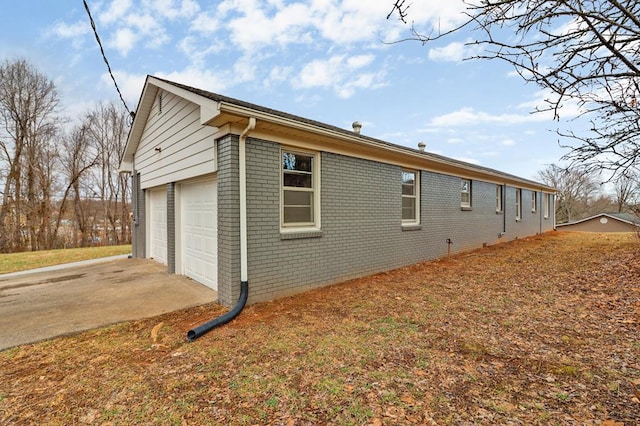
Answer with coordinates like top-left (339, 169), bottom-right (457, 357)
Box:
top-left (187, 281), bottom-right (248, 341)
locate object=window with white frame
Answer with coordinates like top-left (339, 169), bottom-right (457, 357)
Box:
top-left (496, 184), bottom-right (503, 212)
top-left (515, 188), bottom-right (522, 221)
top-left (544, 193), bottom-right (551, 218)
top-left (402, 170), bottom-right (419, 223)
top-left (531, 191), bottom-right (537, 213)
top-left (461, 179), bottom-right (472, 208)
top-left (281, 149), bottom-right (318, 228)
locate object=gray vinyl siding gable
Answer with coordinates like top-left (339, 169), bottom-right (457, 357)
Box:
top-left (135, 91), bottom-right (216, 189)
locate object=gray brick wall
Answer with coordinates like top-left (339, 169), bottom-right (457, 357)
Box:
top-left (215, 136), bottom-right (555, 306)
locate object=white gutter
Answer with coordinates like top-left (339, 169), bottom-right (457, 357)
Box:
top-left (239, 117), bottom-right (256, 282)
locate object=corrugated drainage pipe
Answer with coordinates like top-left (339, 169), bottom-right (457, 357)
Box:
top-left (186, 281), bottom-right (248, 341)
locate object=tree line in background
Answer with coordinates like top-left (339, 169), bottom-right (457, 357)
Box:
top-left (538, 164), bottom-right (640, 223)
top-left (0, 58), bottom-right (131, 253)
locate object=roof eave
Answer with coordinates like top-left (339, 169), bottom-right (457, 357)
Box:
top-left (216, 102), bottom-right (556, 192)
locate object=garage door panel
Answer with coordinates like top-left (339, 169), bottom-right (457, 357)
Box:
top-left (182, 179), bottom-right (217, 291)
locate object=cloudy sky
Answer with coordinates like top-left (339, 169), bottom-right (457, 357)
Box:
top-left (0, 0), bottom-right (580, 180)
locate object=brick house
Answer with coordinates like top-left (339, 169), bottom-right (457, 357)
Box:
top-left (119, 76), bottom-right (556, 307)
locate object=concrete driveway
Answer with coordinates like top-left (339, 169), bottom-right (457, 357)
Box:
top-left (0, 257), bottom-right (217, 351)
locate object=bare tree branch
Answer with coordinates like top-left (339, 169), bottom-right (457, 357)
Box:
top-left (388, 0), bottom-right (640, 178)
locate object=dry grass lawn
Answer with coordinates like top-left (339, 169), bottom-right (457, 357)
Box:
top-left (0, 245), bottom-right (132, 274)
top-left (1, 232), bottom-right (638, 425)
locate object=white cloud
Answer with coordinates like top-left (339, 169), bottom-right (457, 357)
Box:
top-left (429, 107), bottom-right (549, 127)
top-left (190, 12), bottom-right (220, 34)
top-left (297, 56), bottom-right (344, 88)
top-left (109, 27), bottom-right (138, 56)
top-left (100, 71), bottom-right (147, 107)
top-left (428, 40), bottom-right (479, 62)
top-left (99, 0), bottom-right (134, 25)
top-left (156, 67), bottom-right (228, 94)
top-left (265, 65), bottom-right (294, 87)
top-left (49, 20), bottom-right (89, 39)
top-left (501, 138), bottom-right (516, 146)
top-left (225, 1), bottom-right (314, 52)
top-left (232, 57), bottom-right (257, 83)
top-left (294, 54), bottom-right (385, 98)
top-left (347, 54), bottom-right (374, 69)
top-left (453, 156), bottom-right (480, 165)
top-left (446, 137), bottom-right (464, 144)
top-left (178, 36), bottom-right (224, 66)
top-left (47, 20), bottom-right (90, 49)
top-left (141, 0), bottom-right (200, 20)
top-left (126, 13), bottom-right (170, 48)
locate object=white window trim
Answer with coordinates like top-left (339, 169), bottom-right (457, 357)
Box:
top-left (496, 184), bottom-right (503, 213)
top-left (531, 191), bottom-right (537, 213)
top-left (280, 147), bottom-right (321, 232)
top-left (515, 188), bottom-right (522, 221)
top-left (402, 169), bottom-right (420, 225)
top-left (461, 179), bottom-right (472, 209)
top-left (544, 193), bottom-right (551, 219)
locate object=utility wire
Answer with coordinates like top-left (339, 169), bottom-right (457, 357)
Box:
top-left (83, 0), bottom-right (134, 118)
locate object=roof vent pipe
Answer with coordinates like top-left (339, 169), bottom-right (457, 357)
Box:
top-left (418, 142), bottom-right (426, 152)
top-left (352, 121), bottom-right (362, 134)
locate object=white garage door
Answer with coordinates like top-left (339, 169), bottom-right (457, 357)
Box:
top-left (181, 179), bottom-right (217, 291)
top-left (149, 188), bottom-right (168, 265)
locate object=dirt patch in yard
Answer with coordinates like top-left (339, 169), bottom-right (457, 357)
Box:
top-left (1, 232), bottom-right (639, 425)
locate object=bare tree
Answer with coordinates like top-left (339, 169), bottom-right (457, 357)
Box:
top-left (538, 164), bottom-right (600, 223)
top-left (52, 125), bottom-right (98, 248)
top-left (0, 58), bottom-right (60, 252)
top-left (389, 1), bottom-right (640, 177)
top-left (613, 171), bottom-right (640, 213)
top-left (84, 102), bottom-right (131, 245)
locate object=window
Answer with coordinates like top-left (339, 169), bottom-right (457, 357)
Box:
top-left (402, 170), bottom-right (419, 223)
top-left (515, 188), bottom-right (522, 221)
top-left (281, 149), bottom-right (318, 228)
top-left (531, 191), bottom-right (537, 213)
top-left (544, 193), bottom-right (551, 218)
top-left (496, 185), bottom-right (503, 212)
top-left (461, 179), bottom-right (472, 209)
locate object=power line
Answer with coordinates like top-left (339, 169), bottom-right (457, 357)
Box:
top-left (83, 0), bottom-right (134, 118)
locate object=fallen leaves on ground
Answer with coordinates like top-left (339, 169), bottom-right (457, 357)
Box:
top-left (1, 232), bottom-right (639, 425)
